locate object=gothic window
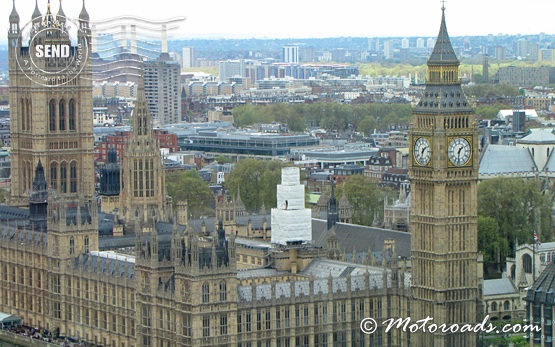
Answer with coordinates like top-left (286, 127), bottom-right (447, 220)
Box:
top-left (138, 160), bottom-right (144, 197)
top-left (21, 98), bottom-right (26, 131)
top-left (49, 99), bottom-right (56, 131)
top-left (27, 99), bottom-right (32, 131)
top-left (60, 162), bottom-right (67, 193)
top-left (142, 305), bottom-right (151, 327)
top-left (219, 280), bottom-right (227, 302)
top-left (202, 282), bottom-right (210, 303)
top-left (50, 162), bottom-right (58, 190)
top-left (70, 237), bottom-right (75, 255)
top-left (220, 314), bottom-right (228, 335)
top-left (504, 300), bottom-right (510, 311)
top-left (70, 161), bottom-right (77, 193)
top-left (138, 117), bottom-right (142, 136)
top-left (133, 160), bottom-right (138, 198)
top-left (491, 302), bottom-right (498, 311)
top-left (58, 99), bottom-right (66, 131)
top-left (84, 236), bottom-right (90, 254)
top-left (68, 99), bottom-right (76, 131)
top-left (145, 159), bottom-right (150, 198)
top-left (523, 254), bottom-right (533, 274)
top-left (202, 316), bottom-right (210, 337)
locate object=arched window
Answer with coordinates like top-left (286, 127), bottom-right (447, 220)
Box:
top-left (68, 99), bottom-right (76, 131)
top-left (202, 282), bottom-right (210, 303)
top-left (220, 281), bottom-right (227, 302)
top-left (22, 161), bottom-right (27, 193)
top-left (492, 302), bottom-right (498, 311)
top-left (510, 265), bottom-right (516, 280)
top-left (70, 237), bottom-right (75, 255)
top-left (84, 236), bottom-right (89, 254)
top-left (504, 300), bottom-right (510, 311)
top-left (70, 161), bottom-right (77, 193)
top-left (50, 162), bottom-right (58, 190)
top-left (49, 99), bottom-right (56, 131)
top-left (523, 254), bottom-right (533, 274)
top-left (60, 162), bottom-right (67, 193)
top-left (27, 99), bottom-right (32, 132)
top-left (21, 98), bottom-right (26, 131)
top-left (58, 99), bottom-right (66, 131)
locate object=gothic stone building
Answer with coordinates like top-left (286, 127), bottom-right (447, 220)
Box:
top-left (0, 3), bottom-right (481, 347)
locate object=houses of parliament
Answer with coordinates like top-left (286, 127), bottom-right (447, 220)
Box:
top-left (0, 1), bottom-right (482, 346)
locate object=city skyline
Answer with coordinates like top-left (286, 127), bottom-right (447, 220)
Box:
top-left (0, 0), bottom-right (554, 44)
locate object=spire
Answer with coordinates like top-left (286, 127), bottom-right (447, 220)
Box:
top-left (427, 6), bottom-right (458, 65)
top-left (79, 0), bottom-right (90, 21)
top-left (327, 182), bottom-right (339, 230)
top-left (43, 0), bottom-right (56, 28)
top-left (9, 0), bottom-right (19, 23)
top-left (32, 0), bottom-right (42, 24)
top-left (32, 160), bottom-right (48, 192)
top-left (57, 0), bottom-right (66, 23)
top-left (132, 68), bottom-right (153, 138)
top-left (107, 146), bottom-right (118, 164)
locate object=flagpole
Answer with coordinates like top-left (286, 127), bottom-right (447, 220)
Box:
top-left (533, 240), bottom-right (536, 282)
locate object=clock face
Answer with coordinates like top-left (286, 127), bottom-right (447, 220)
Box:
top-left (414, 137), bottom-right (431, 166)
top-left (448, 137), bottom-right (472, 166)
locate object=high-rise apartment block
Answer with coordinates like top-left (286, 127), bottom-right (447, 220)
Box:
top-left (182, 46), bottom-right (195, 68)
top-left (283, 44), bottom-right (299, 64)
top-left (143, 53), bottom-right (182, 126)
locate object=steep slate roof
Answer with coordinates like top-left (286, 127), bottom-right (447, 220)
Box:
top-left (518, 129), bottom-right (555, 144)
top-left (544, 150), bottom-right (555, 172)
top-left (484, 277), bottom-right (518, 296)
top-left (525, 262), bottom-right (555, 304)
top-left (427, 8), bottom-right (458, 64)
top-left (478, 144), bottom-right (537, 175)
top-left (311, 219), bottom-right (411, 259)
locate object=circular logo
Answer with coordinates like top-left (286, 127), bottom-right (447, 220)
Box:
top-left (360, 318), bottom-right (378, 334)
top-left (15, 15), bottom-right (89, 87)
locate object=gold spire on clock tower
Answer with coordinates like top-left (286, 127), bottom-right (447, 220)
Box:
top-left (409, 6), bottom-right (482, 347)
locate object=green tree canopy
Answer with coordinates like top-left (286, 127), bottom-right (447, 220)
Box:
top-left (165, 170), bottom-right (214, 218)
top-left (478, 177), bottom-right (552, 258)
top-left (231, 102), bottom-right (412, 133)
top-left (341, 175), bottom-right (382, 226)
top-left (225, 159), bottom-right (283, 212)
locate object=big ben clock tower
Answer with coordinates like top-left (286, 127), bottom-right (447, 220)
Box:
top-left (409, 6), bottom-right (481, 347)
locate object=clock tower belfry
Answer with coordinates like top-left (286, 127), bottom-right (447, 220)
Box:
top-left (409, 6), bottom-right (481, 347)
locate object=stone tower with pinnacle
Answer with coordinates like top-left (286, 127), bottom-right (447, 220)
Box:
top-left (409, 6), bottom-right (482, 347)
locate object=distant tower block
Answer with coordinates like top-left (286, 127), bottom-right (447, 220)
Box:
top-left (130, 25), bottom-right (137, 54)
top-left (271, 167), bottom-right (311, 245)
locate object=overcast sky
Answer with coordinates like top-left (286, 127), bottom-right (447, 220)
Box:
top-left (1, 0), bottom-right (553, 43)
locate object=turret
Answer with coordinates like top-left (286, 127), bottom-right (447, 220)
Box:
top-left (32, 0), bottom-right (42, 25)
top-left (29, 160), bottom-right (48, 231)
top-left (327, 182), bottom-right (339, 230)
top-left (57, 0), bottom-right (66, 25)
top-left (8, 0), bottom-right (20, 46)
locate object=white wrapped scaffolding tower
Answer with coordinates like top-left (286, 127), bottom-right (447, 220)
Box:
top-left (271, 167), bottom-right (312, 245)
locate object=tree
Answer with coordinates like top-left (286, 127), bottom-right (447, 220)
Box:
top-left (225, 159), bottom-right (283, 212)
top-left (165, 170), bottom-right (214, 218)
top-left (358, 116), bottom-right (377, 136)
top-left (478, 215), bottom-right (509, 278)
top-left (215, 155), bottom-right (232, 164)
top-left (478, 177), bottom-right (552, 262)
top-left (341, 175), bottom-right (382, 226)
